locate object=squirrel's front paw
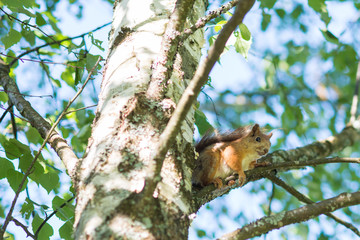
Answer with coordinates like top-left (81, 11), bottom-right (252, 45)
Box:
top-left (238, 174), bottom-right (246, 187)
top-left (212, 178), bottom-right (223, 189)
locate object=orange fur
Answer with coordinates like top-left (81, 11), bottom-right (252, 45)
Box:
top-left (192, 124), bottom-right (272, 188)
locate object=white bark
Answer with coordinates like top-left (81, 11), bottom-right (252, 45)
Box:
top-left (73, 0), bottom-right (206, 239)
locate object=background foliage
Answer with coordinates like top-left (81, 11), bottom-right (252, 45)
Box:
top-left (0, 0), bottom-right (360, 239)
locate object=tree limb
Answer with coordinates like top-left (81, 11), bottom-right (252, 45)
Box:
top-left (34, 196), bottom-right (75, 238)
top-left (0, 57), bottom-right (101, 240)
top-left (11, 217), bottom-right (35, 239)
top-left (9, 22), bottom-right (111, 67)
top-left (147, 0), bottom-right (196, 99)
top-left (266, 173), bottom-right (360, 237)
top-left (0, 60), bottom-right (79, 181)
top-left (193, 126), bottom-right (360, 209)
top-left (147, 0), bottom-right (255, 195)
top-left (218, 190), bottom-right (360, 240)
top-left (181, 0), bottom-right (242, 42)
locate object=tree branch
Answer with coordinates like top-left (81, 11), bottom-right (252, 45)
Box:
top-left (11, 217), bottom-right (35, 239)
top-left (34, 196), bottom-right (75, 238)
top-left (147, 0), bottom-right (255, 195)
top-left (9, 22), bottom-right (111, 67)
top-left (181, 0), bottom-right (242, 42)
top-left (266, 174), bottom-right (360, 237)
top-left (0, 57), bottom-right (101, 240)
top-left (0, 8), bottom-right (56, 43)
top-left (0, 60), bottom-right (79, 181)
top-left (147, 0), bottom-right (196, 99)
top-left (193, 126), bottom-right (360, 209)
top-left (218, 191), bottom-right (360, 240)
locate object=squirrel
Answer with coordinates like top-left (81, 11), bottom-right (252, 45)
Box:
top-left (192, 124), bottom-right (272, 189)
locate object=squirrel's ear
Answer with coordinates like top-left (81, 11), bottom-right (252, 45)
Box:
top-left (250, 124), bottom-right (260, 136)
top-left (267, 132), bottom-right (273, 138)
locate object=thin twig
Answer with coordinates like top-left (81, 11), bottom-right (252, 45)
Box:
top-left (0, 53), bottom-right (86, 69)
top-left (0, 105), bottom-right (30, 122)
top-left (0, 102), bottom-right (13, 123)
top-left (11, 217), bottom-right (35, 239)
top-left (181, 0), bottom-right (242, 42)
top-left (349, 61), bottom-right (360, 125)
top-left (64, 104), bottom-right (97, 115)
top-left (147, 0), bottom-right (196, 99)
top-left (146, 0), bottom-right (255, 195)
top-left (0, 57), bottom-right (102, 240)
top-left (9, 22), bottom-right (111, 67)
top-left (265, 174), bottom-right (360, 237)
top-left (218, 190), bottom-right (360, 240)
top-left (267, 181), bottom-right (275, 216)
top-left (0, 8), bottom-right (57, 43)
top-left (34, 196), bottom-right (75, 238)
top-left (256, 157), bottom-right (360, 171)
top-left (0, 89), bottom-right (53, 98)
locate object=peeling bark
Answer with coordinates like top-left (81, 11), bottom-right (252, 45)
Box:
top-left (74, 0), bottom-right (206, 239)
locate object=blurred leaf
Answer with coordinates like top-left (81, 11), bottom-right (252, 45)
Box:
top-left (195, 109), bottom-right (213, 135)
top-left (25, 126), bottom-right (41, 144)
top-left (234, 33), bottom-right (252, 60)
top-left (0, 92), bottom-right (8, 102)
top-left (32, 214), bottom-right (54, 239)
top-left (320, 29), bottom-right (339, 44)
top-left (59, 221), bottom-right (73, 240)
top-left (7, 169), bottom-right (28, 192)
top-left (39, 172), bottom-right (59, 193)
top-left (1, 28), bottom-right (22, 49)
top-left (260, 0), bottom-right (277, 9)
top-left (0, 157), bottom-right (14, 179)
top-left (20, 198), bottom-right (34, 219)
top-left (261, 12), bottom-right (271, 31)
top-left (52, 196), bottom-right (75, 222)
top-left (239, 23), bottom-right (251, 41)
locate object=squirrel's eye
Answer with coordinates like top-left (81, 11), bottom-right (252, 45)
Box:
top-left (256, 137), bottom-right (261, 142)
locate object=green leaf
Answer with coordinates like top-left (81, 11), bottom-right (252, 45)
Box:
top-left (7, 169), bottom-right (28, 192)
top-left (308, 0), bottom-right (325, 12)
top-left (214, 20), bottom-right (227, 32)
top-left (61, 68), bottom-right (75, 87)
top-left (25, 126), bottom-right (41, 144)
top-left (59, 221), bottom-right (73, 240)
top-left (36, 12), bottom-right (46, 26)
top-left (2, 139), bottom-right (22, 159)
top-left (0, 157), bottom-right (15, 179)
top-left (261, 12), bottom-right (271, 31)
top-left (320, 29), bottom-right (339, 44)
top-left (0, 92), bottom-right (8, 102)
top-left (88, 32), bottom-right (104, 51)
top-left (21, 26), bottom-right (36, 46)
top-left (234, 34), bottom-right (252, 60)
top-left (195, 109), bottom-right (213, 136)
top-left (38, 172), bottom-right (59, 193)
top-left (77, 123), bottom-right (91, 140)
top-left (196, 229), bottom-right (206, 238)
top-left (259, 0), bottom-right (277, 9)
top-left (1, 0), bottom-right (35, 9)
top-left (1, 28), bottom-right (22, 49)
top-left (239, 23), bottom-right (251, 41)
top-left (32, 214), bottom-right (54, 239)
top-left (52, 196), bottom-right (75, 222)
top-left (20, 198), bottom-right (34, 219)
top-left (18, 152), bottom-right (33, 172)
top-left (86, 54), bottom-right (101, 73)
top-left (275, 9), bottom-right (286, 19)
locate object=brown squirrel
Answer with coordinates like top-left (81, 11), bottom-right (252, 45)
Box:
top-left (192, 124), bottom-right (272, 188)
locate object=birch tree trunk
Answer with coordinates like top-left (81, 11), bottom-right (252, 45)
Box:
top-left (73, 0), bottom-right (206, 239)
